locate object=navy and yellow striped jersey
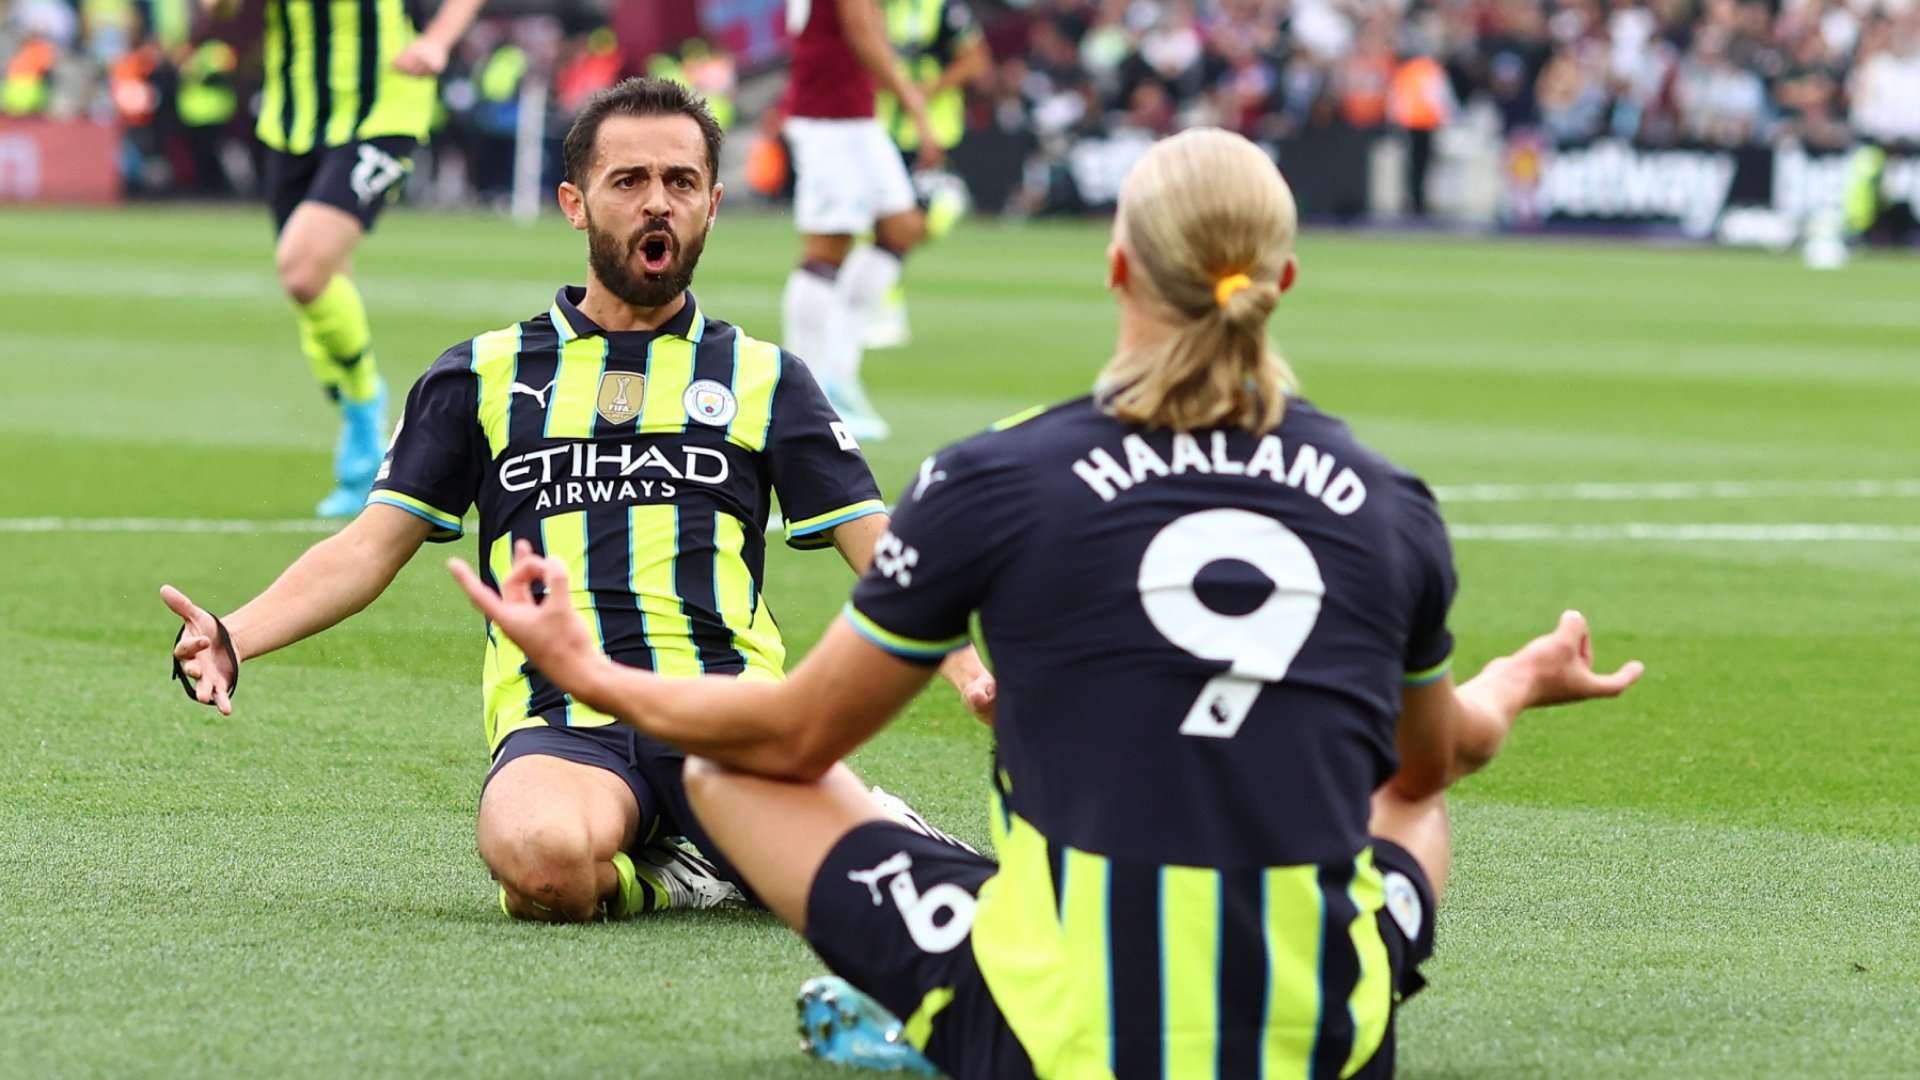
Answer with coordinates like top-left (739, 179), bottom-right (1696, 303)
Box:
top-left (372, 289), bottom-right (884, 753)
top-left (257, 0), bottom-right (437, 154)
top-left (847, 396), bottom-right (1456, 1077)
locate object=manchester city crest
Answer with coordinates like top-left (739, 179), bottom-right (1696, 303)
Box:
top-left (683, 379), bottom-right (738, 426)
top-left (596, 371), bottom-right (644, 425)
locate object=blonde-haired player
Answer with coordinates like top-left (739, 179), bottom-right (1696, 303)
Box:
top-left (457, 128), bottom-right (1643, 1077)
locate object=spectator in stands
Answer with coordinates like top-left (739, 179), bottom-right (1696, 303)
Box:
top-left (1850, 13), bottom-right (1920, 147)
top-left (1478, 0), bottom-right (1553, 133)
top-left (1392, 25), bottom-right (1456, 215)
top-left (1118, 2), bottom-right (1215, 117)
top-left (1213, 34), bottom-right (1280, 138)
top-left (1674, 25), bottom-right (1768, 145)
top-left (1336, 17), bottom-right (1395, 131)
top-left (1774, 24), bottom-right (1850, 149)
top-left (1536, 41), bottom-right (1610, 143)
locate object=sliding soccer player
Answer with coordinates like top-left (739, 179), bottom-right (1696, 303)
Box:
top-left (165, 78), bottom-right (991, 922)
top-left (457, 128), bottom-right (1643, 1075)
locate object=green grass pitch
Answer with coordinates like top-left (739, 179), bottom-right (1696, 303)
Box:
top-left (2, 204), bottom-right (1916, 1078)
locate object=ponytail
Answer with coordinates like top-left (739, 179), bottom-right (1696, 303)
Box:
top-left (1097, 128), bottom-right (1301, 433)
top-left (1101, 279), bottom-right (1293, 432)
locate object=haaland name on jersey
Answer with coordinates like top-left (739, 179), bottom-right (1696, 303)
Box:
top-left (498, 440), bottom-right (731, 511)
top-left (1071, 429), bottom-right (1370, 514)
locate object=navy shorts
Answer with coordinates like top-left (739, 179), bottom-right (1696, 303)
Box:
top-left (483, 721), bottom-right (750, 890)
top-left (806, 821), bottom-right (1032, 1079)
top-left (804, 824), bottom-right (1437, 1080)
top-left (265, 135), bottom-right (415, 234)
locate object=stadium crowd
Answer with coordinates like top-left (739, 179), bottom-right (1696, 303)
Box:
top-left (5, 0), bottom-right (1916, 205)
top-left (0, 0), bottom-right (719, 202)
top-left (981, 0), bottom-right (1920, 150)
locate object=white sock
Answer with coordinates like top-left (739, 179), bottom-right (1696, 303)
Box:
top-left (782, 265), bottom-right (841, 382)
top-left (839, 245), bottom-right (903, 321)
top-left (816, 288), bottom-right (862, 390)
top-left (833, 247), bottom-right (903, 384)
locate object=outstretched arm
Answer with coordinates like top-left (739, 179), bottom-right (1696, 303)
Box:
top-left (164, 504), bottom-right (433, 713)
top-left (450, 543), bottom-right (926, 780)
top-left (1390, 610), bottom-right (1644, 802)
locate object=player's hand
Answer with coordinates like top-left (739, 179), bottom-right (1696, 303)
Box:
top-left (939, 647), bottom-right (996, 725)
top-left (912, 118), bottom-right (946, 170)
top-left (448, 541), bottom-right (599, 692)
top-left (161, 585), bottom-right (236, 715)
top-left (1516, 610), bottom-right (1644, 707)
top-left (392, 37), bottom-right (450, 76)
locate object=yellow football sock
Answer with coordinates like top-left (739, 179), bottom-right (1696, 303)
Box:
top-left (607, 851), bottom-right (673, 919)
top-left (295, 275), bottom-right (381, 403)
top-left (296, 317), bottom-right (343, 396)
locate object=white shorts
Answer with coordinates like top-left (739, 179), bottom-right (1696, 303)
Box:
top-left (786, 116), bottom-right (918, 236)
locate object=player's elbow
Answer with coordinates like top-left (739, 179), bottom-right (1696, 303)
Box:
top-left (747, 716), bottom-right (843, 783)
top-left (763, 730), bottom-right (841, 783)
top-left (683, 750), bottom-right (829, 805)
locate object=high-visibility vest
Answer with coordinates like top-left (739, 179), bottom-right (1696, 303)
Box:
top-left (647, 51), bottom-right (735, 130)
top-left (874, 0), bottom-right (967, 151)
top-left (480, 44), bottom-right (528, 103)
top-left (148, 0), bottom-right (192, 48)
top-left (1388, 56), bottom-right (1451, 132)
top-left (2, 39), bottom-right (55, 117)
top-left (110, 46), bottom-right (160, 125)
top-left (177, 40), bottom-right (238, 127)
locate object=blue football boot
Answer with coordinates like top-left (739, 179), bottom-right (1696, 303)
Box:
top-left (796, 976), bottom-right (940, 1076)
top-left (316, 377), bottom-right (388, 518)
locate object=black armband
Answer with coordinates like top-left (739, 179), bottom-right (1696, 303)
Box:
top-left (172, 616), bottom-right (240, 705)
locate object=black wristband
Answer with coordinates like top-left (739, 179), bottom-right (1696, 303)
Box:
top-left (172, 616), bottom-right (240, 705)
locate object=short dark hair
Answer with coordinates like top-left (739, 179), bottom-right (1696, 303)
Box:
top-left (563, 77), bottom-right (724, 188)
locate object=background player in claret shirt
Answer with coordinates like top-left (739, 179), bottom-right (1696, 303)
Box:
top-left (200, 0), bottom-right (485, 517)
top-left (456, 129), bottom-right (1646, 1077)
top-left (162, 78), bottom-right (992, 925)
top-left (778, 0), bottom-right (943, 442)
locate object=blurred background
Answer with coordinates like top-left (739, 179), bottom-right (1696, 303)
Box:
top-left (3, 0), bottom-right (1916, 245)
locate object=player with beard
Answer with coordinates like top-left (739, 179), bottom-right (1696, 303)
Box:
top-left (159, 78), bottom-right (994, 923)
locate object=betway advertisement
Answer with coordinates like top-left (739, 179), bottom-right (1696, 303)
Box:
top-left (1505, 138), bottom-right (1919, 237)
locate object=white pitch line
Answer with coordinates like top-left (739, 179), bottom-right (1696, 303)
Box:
top-left (3, 518), bottom-right (1917, 544)
top-left (1448, 523), bottom-right (1920, 542)
top-left (1432, 479), bottom-right (1920, 503)
top-left (0, 517), bottom-right (341, 534)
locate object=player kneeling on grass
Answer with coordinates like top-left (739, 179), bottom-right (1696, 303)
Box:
top-left (163, 77), bottom-right (992, 925)
top-left (453, 128), bottom-right (1645, 1077)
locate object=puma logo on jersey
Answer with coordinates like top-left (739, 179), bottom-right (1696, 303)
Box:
top-left (510, 380), bottom-right (555, 408)
top-left (847, 852), bottom-right (914, 906)
top-left (912, 456), bottom-right (948, 501)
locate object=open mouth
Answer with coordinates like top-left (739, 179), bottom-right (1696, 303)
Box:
top-left (636, 232), bottom-right (674, 274)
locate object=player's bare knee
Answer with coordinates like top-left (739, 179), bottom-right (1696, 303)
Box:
top-left (275, 248), bottom-right (331, 305)
top-left (491, 820), bottom-right (595, 910)
top-left (801, 234), bottom-right (854, 267)
top-left (681, 756), bottom-right (726, 812)
top-left (875, 212), bottom-right (925, 252)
